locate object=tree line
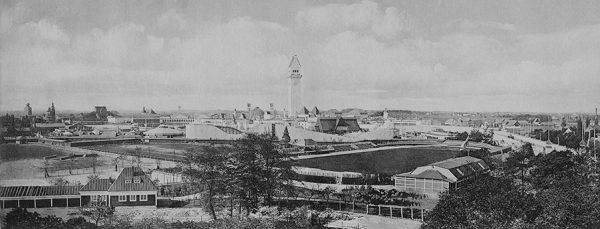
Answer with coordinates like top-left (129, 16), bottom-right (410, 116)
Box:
top-left (425, 143), bottom-right (600, 228)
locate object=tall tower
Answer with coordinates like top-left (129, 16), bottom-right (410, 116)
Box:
top-left (46, 102), bottom-right (56, 123)
top-left (24, 103), bottom-right (32, 116)
top-left (288, 55), bottom-right (303, 117)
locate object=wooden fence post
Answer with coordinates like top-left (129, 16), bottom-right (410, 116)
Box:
top-left (400, 207), bottom-right (403, 218)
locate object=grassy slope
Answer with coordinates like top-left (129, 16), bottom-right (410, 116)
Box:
top-left (0, 144), bottom-right (69, 161)
top-left (296, 147), bottom-right (460, 175)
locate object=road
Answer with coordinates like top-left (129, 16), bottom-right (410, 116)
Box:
top-left (493, 131), bottom-right (570, 155)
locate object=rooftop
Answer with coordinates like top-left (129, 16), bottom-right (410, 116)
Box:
top-left (0, 186), bottom-right (81, 197)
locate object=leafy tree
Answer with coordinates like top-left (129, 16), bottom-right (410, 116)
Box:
top-left (230, 134), bottom-right (297, 215)
top-left (424, 175), bottom-right (540, 229)
top-left (183, 145), bottom-right (229, 220)
top-left (505, 143), bottom-right (535, 188)
top-left (80, 206), bottom-right (115, 226)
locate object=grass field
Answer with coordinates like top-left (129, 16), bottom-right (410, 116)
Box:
top-left (296, 146), bottom-right (461, 175)
top-left (0, 144), bottom-right (69, 161)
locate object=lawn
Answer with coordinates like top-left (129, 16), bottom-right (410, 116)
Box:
top-left (295, 146), bottom-right (460, 175)
top-left (0, 144), bottom-right (69, 162)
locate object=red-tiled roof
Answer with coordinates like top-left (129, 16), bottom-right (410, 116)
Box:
top-left (80, 179), bottom-right (112, 191)
top-left (0, 186), bottom-right (81, 197)
top-left (108, 167), bottom-right (158, 192)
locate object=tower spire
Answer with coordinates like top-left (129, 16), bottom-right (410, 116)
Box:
top-left (288, 54), bottom-right (303, 117)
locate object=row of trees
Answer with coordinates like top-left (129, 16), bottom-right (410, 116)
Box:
top-left (182, 134), bottom-right (297, 220)
top-left (425, 143), bottom-right (600, 228)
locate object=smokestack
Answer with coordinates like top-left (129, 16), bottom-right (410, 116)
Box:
top-left (247, 103), bottom-right (251, 111)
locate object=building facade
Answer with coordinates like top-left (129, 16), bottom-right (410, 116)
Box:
top-left (1, 167), bottom-right (158, 209)
top-left (394, 156), bottom-right (489, 198)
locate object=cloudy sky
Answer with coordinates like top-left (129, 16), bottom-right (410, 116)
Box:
top-left (1, 0), bottom-right (599, 113)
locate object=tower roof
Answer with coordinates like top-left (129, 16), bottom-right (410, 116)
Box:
top-left (288, 55), bottom-right (301, 69)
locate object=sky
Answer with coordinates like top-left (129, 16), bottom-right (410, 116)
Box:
top-left (1, 0), bottom-right (599, 113)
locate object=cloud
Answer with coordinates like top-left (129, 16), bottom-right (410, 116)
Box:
top-left (296, 0), bottom-right (407, 38)
top-left (2, 1), bottom-right (600, 112)
top-left (459, 20), bottom-right (516, 32)
top-left (157, 9), bottom-right (187, 31)
top-left (1, 15), bottom-right (294, 110)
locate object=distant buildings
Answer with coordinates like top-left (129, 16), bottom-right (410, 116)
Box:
top-left (185, 123), bottom-right (244, 140)
top-left (315, 117), bottom-right (361, 134)
top-left (159, 114), bottom-right (195, 127)
top-left (24, 103), bottom-right (32, 116)
top-left (45, 102), bottom-right (56, 123)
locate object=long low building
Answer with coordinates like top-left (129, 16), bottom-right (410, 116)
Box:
top-left (0, 186), bottom-right (81, 208)
top-left (185, 123), bottom-right (244, 140)
top-left (394, 156), bottom-right (489, 198)
top-left (0, 167), bottom-right (158, 209)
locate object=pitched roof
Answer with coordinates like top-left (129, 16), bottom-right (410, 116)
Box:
top-left (311, 106), bottom-right (320, 115)
top-left (430, 156), bottom-right (483, 169)
top-left (430, 156), bottom-right (489, 180)
top-left (0, 186), bottom-right (81, 197)
top-left (108, 167), bottom-right (158, 192)
top-left (80, 179), bottom-right (112, 191)
top-left (398, 170), bottom-right (450, 181)
top-left (316, 117), bottom-right (361, 132)
top-left (288, 55), bottom-right (301, 68)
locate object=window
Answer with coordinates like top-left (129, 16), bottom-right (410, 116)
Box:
top-left (118, 195), bottom-right (127, 202)
top-left (91, 195), bottom-right (98, 202)
top-left (134, 179), bottom-right (141, 183)
top-left (140, 194), bottom-right (148, 201)
top-left (405, 178), bottom-right (416, 187)
top-left (125, 180), bottom-right (132, 184)
top-left (130, 195), bottom-right (137, 201)
top-left (425, 179), bottom-right (433, 190)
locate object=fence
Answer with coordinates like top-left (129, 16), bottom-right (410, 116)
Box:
top-left (272, 197), bottom-right (427, 221)
top-left (44, 167), bottom-right (116, 179)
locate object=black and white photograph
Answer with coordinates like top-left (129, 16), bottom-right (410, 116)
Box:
top-left (1, 0), bottom-right (599, 228)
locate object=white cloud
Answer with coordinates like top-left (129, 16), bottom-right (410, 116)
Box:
top-left (296, 0), bottom-right (407, 38)
top-left (157, 9), bottom-right (187, 31)
top-left (2, 1), bottom-right (600, 112)
top-left (13, 19), bottom-right (70, 44)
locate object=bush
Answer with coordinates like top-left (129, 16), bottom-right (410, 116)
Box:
top-left (4, 208), bottom-right (67, 229)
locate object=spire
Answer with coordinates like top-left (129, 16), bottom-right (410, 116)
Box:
top-left (311, 106), bottom-right (320, 115)
top-left (282, 126), bottom-right (291, 143)
top-left (288, 55), bottom-right (301, 69)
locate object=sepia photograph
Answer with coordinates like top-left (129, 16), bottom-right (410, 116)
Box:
top-left (1, 0), bottom-right (599, 228)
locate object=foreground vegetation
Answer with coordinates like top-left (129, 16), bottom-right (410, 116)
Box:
top-left (2, 206), bottom-right (345, 229)
top-left (425, 143), bottom-right (600, 228)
